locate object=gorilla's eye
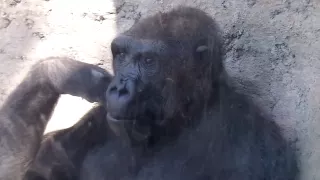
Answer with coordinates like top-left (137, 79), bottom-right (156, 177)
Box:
top-left (119, 52), bottom-right (125, 57)
top-left (144, 58), bottom-right (153, 64)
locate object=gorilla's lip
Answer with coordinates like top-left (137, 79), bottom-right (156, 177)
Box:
top-left (106, 113), bottom-right (133, 138)
top-left (106, 113), bottom-right (152, 142)
top-left (106, 113), bottom-right (134, 122)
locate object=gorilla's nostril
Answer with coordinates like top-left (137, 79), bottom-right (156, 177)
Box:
top-left (109, 86), bottom-right (117, 92)
top-left (119, 88), bottom-right (129, 97)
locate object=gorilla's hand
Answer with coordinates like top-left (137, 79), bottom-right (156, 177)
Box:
top-left (36, 57), bottom-right (112, 103)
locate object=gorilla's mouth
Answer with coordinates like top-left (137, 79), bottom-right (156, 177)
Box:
top-left (106, 112), bottom-right (153, 143)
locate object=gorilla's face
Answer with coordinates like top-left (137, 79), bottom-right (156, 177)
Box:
top-left (105, 20), bottom-right (217, 139)
top-left (106, 35), bottom-right (176, 130)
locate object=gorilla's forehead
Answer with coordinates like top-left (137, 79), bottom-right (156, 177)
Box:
top-left (113, 35), bottom-right (171, 55)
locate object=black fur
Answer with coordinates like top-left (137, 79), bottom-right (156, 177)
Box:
top-left (2, 6), bottom-right (299, 180)
top-left (83, 6), bottom-right (299, 180)
top-left (0, 57), bottom-right (111, 180)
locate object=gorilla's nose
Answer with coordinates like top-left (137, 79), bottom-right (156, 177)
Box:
top-left (106, 76), bottom-right (136, 118)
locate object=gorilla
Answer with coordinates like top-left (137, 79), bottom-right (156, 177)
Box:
top-left (0, 6), bottom-right (299, 180)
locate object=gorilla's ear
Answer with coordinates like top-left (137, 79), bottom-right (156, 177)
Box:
top-left (195, 45), bottom-right (208, 61)
top-left (196, 45), bottom-right (208, 53)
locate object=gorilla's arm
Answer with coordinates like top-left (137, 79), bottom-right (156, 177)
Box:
top-left (0, 57), bottom-right (111, 180)
top-left (24, 105), bottom-right (109, 180)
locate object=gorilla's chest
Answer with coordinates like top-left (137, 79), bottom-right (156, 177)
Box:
top-left (80, 116), bottom-right (245, 180)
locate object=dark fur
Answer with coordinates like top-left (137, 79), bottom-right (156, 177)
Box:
top-left (0, 57), bottom-right (111, 180)
top-left (23, 105), bottom-right (109, 180)
top-left (3, 6), bottom-right (299, 180)
top-left (82, 6), bottom-right (299, 180)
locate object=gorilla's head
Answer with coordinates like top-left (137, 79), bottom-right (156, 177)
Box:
top-left (105, 6), bottom-right (223, 142)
